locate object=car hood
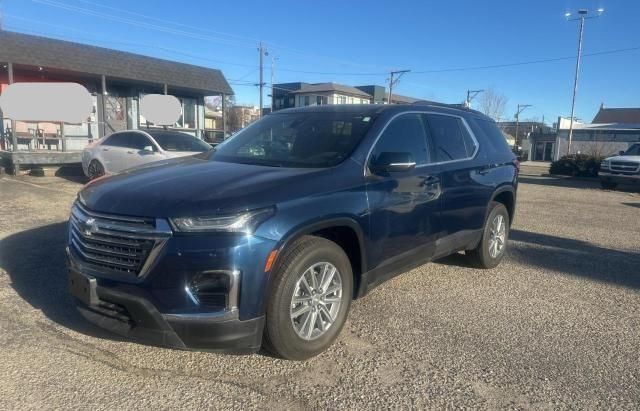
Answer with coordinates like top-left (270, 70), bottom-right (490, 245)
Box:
top-left (604, 155), bottom-right (640, 162)
top-left (79, 156), bottom-right (334, 218)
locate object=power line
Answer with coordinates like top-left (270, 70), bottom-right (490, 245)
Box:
top-left (33, 0), bottom-right (387, 72)
top-left (410, 46), bottom-right (640, 74)
top-left (32, 0), bottom-right (257, 48)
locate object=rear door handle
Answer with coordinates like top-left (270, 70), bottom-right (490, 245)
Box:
top-left (478, 166), bottom-right (491, 175)
top-left (127, 150), bottom-right (135, 154)
top-left (102, 148), bottom-right (109, 152)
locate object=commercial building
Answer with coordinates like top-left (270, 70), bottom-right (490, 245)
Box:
top-left (0, 31), bottom-right (233, 171)
top-left (554, 105), bottom-right (640, 159)
top-left (271, 82), bottom-right (419, 111)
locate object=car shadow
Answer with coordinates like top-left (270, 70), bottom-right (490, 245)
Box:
top-left (519, 175), bottom-right (639, 193)
top-left (0, 222), bottom-right (126, 342)
top-left (508, 229), bottom-right (640, 289)
top-left (437, 229), bottom-right (640, 290)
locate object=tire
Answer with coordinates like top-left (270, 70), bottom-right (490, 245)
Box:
top-left (600, 181), bottom-right (618, 190)
top-left (87, 160), bottom-right (105, 180)
top-left (466, 202), bottom-right (510, 269)
top-left (263, 235), bottom-right (353, 360)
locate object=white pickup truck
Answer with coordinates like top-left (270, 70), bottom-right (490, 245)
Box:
top-left (599, 143), bottom-right (640, 189)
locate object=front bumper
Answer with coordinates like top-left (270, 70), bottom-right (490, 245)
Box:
top-left (599, 172), bottom-right (640, 184)
top-left (68, 263), bottom-right (265, 353)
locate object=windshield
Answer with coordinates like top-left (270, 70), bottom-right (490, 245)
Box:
top-left (624, 144), bottom-right (640, 156)
top-left (211, 111), bottom-right (376, 167)
top-left (150, 131), bottom-right (212, 152)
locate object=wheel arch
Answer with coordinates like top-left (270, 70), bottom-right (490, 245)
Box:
top-left (270, 218), bottom-right (367, 299)
top-left (490, 186), bottom-right (516, 226)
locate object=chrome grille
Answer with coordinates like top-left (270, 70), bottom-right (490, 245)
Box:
top-left (69, 202), bottom-right (171, 276)
top-left (610, 161), bottom-right (639, 173)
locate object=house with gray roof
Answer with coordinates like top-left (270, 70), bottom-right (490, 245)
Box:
top-left (271, 82), bottom-right (420, 111)
top-left (0, 30), bottom-right (233, 168)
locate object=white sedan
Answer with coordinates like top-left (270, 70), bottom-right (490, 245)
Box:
top-left (82, 129), bottom-right (212, 179)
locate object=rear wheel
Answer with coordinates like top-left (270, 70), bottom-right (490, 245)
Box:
top-left (87, 160), bottom-right (105, 180)
top-left (466, 202), bottom-right (510, 269)
top-left (263, 236), bottom-right (352, 360)
top-left (600, 180), bottom-right (618, 190)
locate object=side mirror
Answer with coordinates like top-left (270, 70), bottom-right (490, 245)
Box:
top-left (143, 145), bottom-right (155, 153)
top-left (619, 150), bottom-right (625, 156)
top-left (370, 152), bottom-right (416, 174)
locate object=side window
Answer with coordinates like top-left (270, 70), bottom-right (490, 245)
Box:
top-left (475, 118), bottom-right (511, 154)
top-left (426, 114), bottom-right (477, 162)
top-left (102, 133), bottom-right (128, 147)
top-left (370, 114), bottom-right (429, 167)
top-left (127, 133), bottom-right (153, 150)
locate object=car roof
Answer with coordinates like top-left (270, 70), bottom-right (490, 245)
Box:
top-left (272, 103), bottom-right (490, 120)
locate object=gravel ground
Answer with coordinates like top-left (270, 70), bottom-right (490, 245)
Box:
top-left (0, 174), bottom-right (639, 410)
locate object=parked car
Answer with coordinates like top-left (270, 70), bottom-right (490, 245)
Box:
top-left (599, 143), bottom-right (640, 189)
top-left (82, 129), bottom-right (212, 179)
top-left (67, 104), bottom-right (518, 360)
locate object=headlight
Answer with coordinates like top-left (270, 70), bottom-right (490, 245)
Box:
top-left (170, 207), bottom-right (275, 233)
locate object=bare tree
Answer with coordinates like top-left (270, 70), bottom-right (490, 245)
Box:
top-left (478, 89), bottom-right (508, 121)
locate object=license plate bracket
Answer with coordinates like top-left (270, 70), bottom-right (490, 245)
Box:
top-left (69, 270), bottom-right (99, 306)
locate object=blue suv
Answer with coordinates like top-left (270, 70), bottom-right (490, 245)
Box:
top-left (67, 103), bottom-right (518, 360)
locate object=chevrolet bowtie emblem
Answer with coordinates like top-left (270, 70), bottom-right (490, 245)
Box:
top-left (83, 217), bottom-right (97, 236)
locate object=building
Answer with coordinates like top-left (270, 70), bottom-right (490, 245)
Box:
top-left (555, 115), bottom-right (640, 159)
top-left (204, 107), bottom-right (224, 143)
top-left (498, 121), bottom-right (554, 161)
top-left (228, 105), bottom-right (260, 132)
top-left (271, 82), bottom-right (419, 111)
top-left (0, 31), bottom-right (233, 171)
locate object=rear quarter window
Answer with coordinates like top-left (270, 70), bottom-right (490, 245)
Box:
top-left (473, 117), bottom-right (513, 154)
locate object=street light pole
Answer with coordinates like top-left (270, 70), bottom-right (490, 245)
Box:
top-left (515, 104), bottom-right (532, 149)
top-left (388, 69), bottom-right (410, 104)
top-left (565, 8), bottom-right (604, 155)
top-left (465, 89), bottom-right (484, 108)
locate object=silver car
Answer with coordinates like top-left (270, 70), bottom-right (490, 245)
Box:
top-left (82, 129), bottom-right (212, 179)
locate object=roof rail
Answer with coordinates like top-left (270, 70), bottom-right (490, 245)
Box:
top-left (411, 100), bottom-right (467, 109)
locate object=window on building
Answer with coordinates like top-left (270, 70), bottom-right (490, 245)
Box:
top-left (425, 114), bottom-right (476, 162)
top-left (337, 96), bottom-right (347, 104)
top-left (139, 95), bottom-right (197, 129)
top-left (370, 113), bottom-right (430, 166)
top-left (348, 97), bottom-right (354, 104)
top-left (316, 96), bottom-right (328, 105)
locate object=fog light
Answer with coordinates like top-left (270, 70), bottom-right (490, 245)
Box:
top-left (186, 270), bottom-right (239, 310)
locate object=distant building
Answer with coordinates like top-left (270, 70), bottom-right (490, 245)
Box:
top-left (498, 121), bottom-right (554, 161)
top-left (555, 114), bottom-right (640, 159)
top-left (0, 31), bottom-right (233, 152)
top-left (592, 105), bottom-right (640, 123)
top-left (228, 105), bottom-right (260, 132)
top-left (271, 82), bottom-right (419, 111)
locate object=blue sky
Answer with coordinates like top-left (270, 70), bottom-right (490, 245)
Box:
top-left (3, 0), bottom-right (639, 124)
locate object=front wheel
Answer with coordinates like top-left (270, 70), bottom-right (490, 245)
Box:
top-left (466, 202), bottom-right (510, 269)
top-left (263, 236), bottom-right (353, 360)
top-left (87, 160), bottom-right (105, 180)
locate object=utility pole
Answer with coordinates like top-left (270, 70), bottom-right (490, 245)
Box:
top-left (465, 89), bottom-right (484, 108)
top-left (388, 69), bottom-right (410, 105)
top-left (257, 42), bottom-right (268, 118)
top-left (270, 56), bottom-right (279, 112)
top-left (565, 8), bottom-right (604, 155)
top-left (515, 104), bottom-right (532, 149)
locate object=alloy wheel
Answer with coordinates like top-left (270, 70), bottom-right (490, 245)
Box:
top-left (488, 214), bottom-right (506, 258)
top-left (290, 262), bottom-right (343, 341)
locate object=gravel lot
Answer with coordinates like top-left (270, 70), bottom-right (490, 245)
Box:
top-left (0, 173), bottom-right (639, 409)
